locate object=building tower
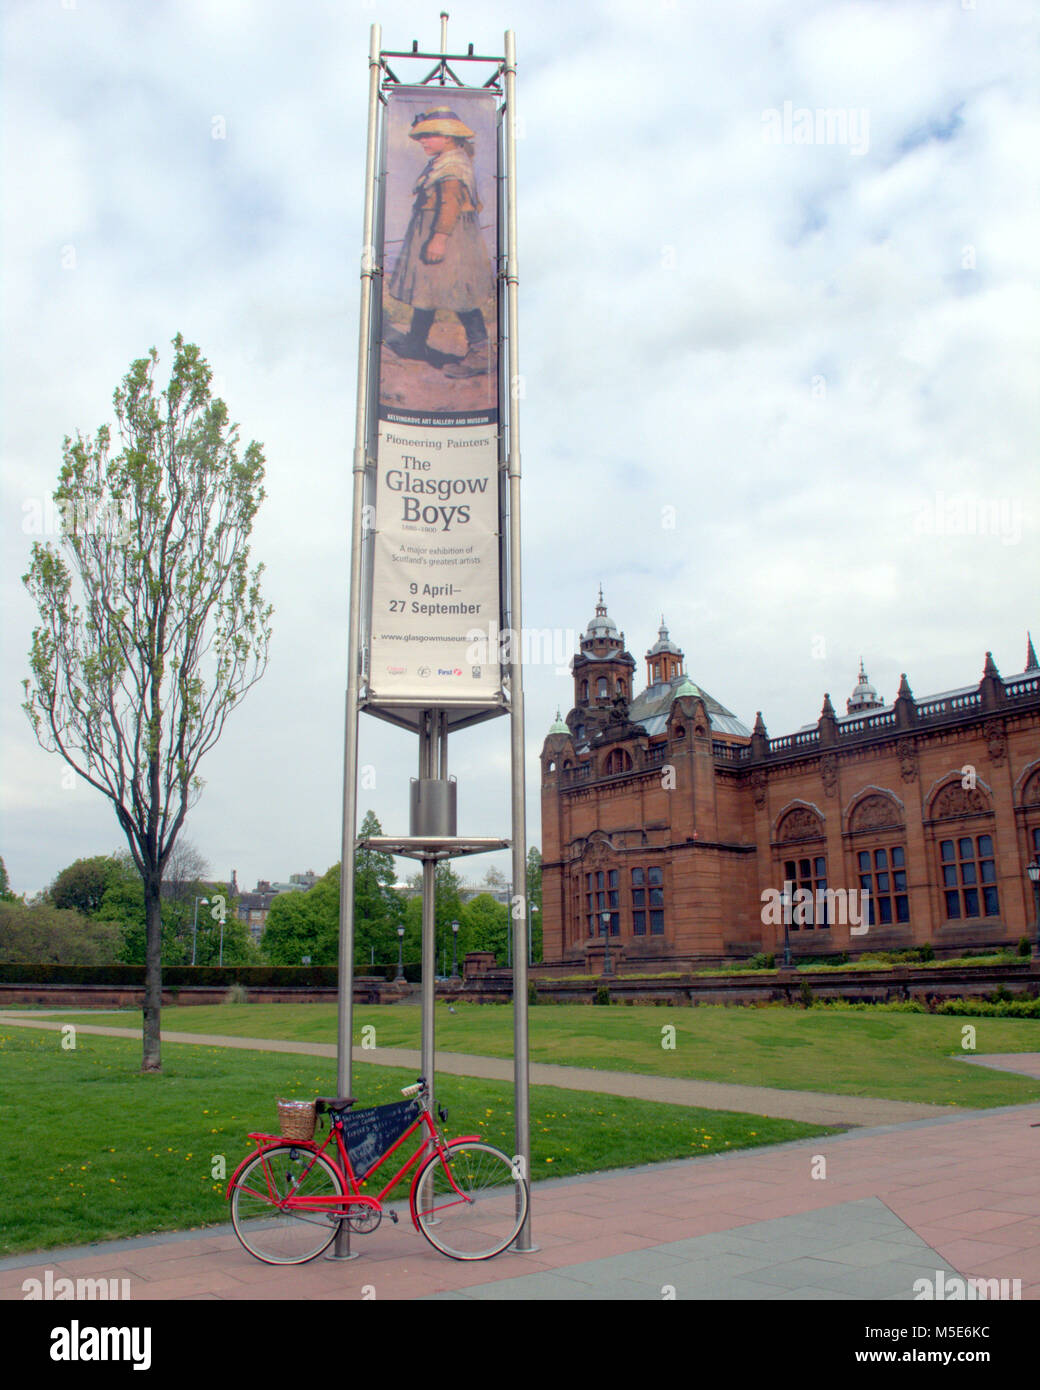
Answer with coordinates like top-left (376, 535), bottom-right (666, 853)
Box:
top-left (847, 660), bottom-right (884, 715)
top-left (568, 589), bottom-right (637, 744)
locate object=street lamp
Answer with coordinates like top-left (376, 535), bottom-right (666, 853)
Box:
top-left (396, 925), bottom-right (405, 981)
top-left (780, 881), bottom-right (793, 969)
top-left (601, 911), bottom-right (613, 976)
top-left (1027, 859), bottom-right (1040, 955)
top-left (191, 896), bottom-right (209, 966)
top-left (529, 903), bottom-right (539, 967)
top-left (451, 919), bottom-right (459, 979)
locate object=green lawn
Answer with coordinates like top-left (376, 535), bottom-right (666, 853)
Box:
top-left (0, 1028), bottom-right (830, 1257)
top-left (27, 1000), bottom-right (1040, 1108)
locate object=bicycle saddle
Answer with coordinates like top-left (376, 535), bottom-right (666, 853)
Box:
top-left (314, 1096), bottom-right (357, 1113)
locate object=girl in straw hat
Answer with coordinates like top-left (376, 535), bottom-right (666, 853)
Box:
top-left (388, 107), bottom-right (495, 379)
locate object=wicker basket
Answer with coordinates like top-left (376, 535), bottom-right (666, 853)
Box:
top-left (277, 1100), bottom-right (317, 1142)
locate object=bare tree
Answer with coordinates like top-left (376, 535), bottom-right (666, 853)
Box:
top-left (23, 336), bottom-right (272, 1071)
top-left (163, 838), bottom-right (211, 900)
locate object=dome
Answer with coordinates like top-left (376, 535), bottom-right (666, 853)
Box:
top-left (584, 587), bottom-right (619, 641)
top-left (847, 659), bottom-right (883, 713)
top-left (548, 709), bottom-right (569, 735)
top-left (647, 618), bottom-right (682, 659)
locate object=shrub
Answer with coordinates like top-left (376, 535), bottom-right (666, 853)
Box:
top-left (1018, 936), bottom-right (1033, 958)
top-left (799, 978), bottom-right (814, 1009)
top-left (224, 983), bottom-right (249, 1004)
top-left (744, 952), bottom-right (775, 970)
top-left (594, 985), bottom-right (611, 1006)
top-left (919, 942), bottom-right (935, 962)
top-left (527, 981), bottom-right (538, 1006)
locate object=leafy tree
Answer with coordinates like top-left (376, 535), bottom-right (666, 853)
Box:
top-left (48, 854), bottom-right (126, 917)
top-left (262, 814), bottom-right (405, 969)
top-left (262, 868), bottom-right (340, 966)
top-left (0, 857), bottom-right (17, 903)
top-left (460, 891), bottom-right (509, 965)
top-left (0, 900), bottom-right (123, 965)
top-left (353, 810), bottom-right (404, 968)
top-left (527, 845), bottom-right (542, 962)
top-left (22, 336), bottom-right (272, 1071)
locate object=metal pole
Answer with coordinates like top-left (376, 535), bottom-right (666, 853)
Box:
top-left (503, 28), bottom-right (535, 1251)
top-left (420, 711), bottom-right (438, 1121)
top-left (330, 20), bottom-right (382, 1262)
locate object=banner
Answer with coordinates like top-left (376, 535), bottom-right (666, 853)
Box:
top-left (367, 87), bottom-right (502, 707)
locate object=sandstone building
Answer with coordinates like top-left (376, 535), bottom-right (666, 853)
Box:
top-left (540, 594), bottom-right (1040, 968)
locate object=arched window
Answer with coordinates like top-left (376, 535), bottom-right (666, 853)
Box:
top-left (597, 677), bottom-right (608, 699)
top-left (605, 748), bottom-right (632, 776)
top-left (929, 782), bottom-right (998, 921)
top-left (581, 680), bottom-right (589, 701)
top-left (848, 793), bottom-right (908, 927)
top-left (617, 678), bottom-right (626, 698)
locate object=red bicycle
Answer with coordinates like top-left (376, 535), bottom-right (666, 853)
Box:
top-left (226, 1078), bottom-right (529, 1264)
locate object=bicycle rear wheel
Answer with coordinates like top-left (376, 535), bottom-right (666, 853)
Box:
top-left (412, 1142), bottom-right (528, 1260)
top-left (230, 1144), bottom-right (344, 1265)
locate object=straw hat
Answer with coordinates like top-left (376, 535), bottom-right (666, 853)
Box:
top-left (409, 107), bottom-right (475, 140)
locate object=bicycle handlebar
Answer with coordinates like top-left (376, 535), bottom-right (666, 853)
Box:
top-left (400, 1078), bottom-right (425, 1098)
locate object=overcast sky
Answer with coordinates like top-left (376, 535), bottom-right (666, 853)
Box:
top-left (2, 0), bottom-right (1037, 899)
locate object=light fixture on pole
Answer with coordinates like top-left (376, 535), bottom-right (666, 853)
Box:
top-left (781, 881), bottom-right (793, 969)
top-left (601, 910), bottom-right (613, 976)
top-left (1027, 859), bottom-right (1040, 955)
top-left (529, 903), bottom-right (538, 967)
top-left (396, 925), bottom-right (405, 981)
top-left (191, 896), bottom-right (209, 966)
top-left (451, 919), bottom-right (459, 978)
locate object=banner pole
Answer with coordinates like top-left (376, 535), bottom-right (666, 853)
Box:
top-left (503, 27), bottom-right (534, 1252)
top-left (420, 712), bottom-right (437, 1120)
top-left (330, 20), bottom-right (381, 1262)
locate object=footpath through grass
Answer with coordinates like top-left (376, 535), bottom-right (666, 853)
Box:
top-left (33, 1001), bottom-right (1040, 1109)
top-left (0, 1028), bottom-right (830, 1257)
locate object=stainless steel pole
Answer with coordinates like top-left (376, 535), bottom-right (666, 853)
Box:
top-left (330, 21), bottom-right (381, 1261)
top-left (503, 28), bottom-right (534, 1251)
top-left (420, 712), bottom-right (437, 1120)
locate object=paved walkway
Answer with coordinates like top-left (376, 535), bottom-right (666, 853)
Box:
top-left (3, 1013), bottom-right (1038, 1301)
top-left (0, 1013), bottom-right (949, 1126)
top-left (2, 1106), bottom-right (1038, 1301)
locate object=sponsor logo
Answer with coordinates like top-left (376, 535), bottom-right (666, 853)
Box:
top-left (437, 668), bottom-right (463, 677)
top-left (417, 666), bottom-right (431, 678)
top-left (386, 665), bottom-right (407, 676)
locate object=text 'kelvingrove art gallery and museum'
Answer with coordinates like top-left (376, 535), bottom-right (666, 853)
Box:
top-left (539, 594), bottom-right (1040, 971)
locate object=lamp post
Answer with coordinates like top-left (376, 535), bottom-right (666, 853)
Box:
top-left (191, 896), bottom-right (209, 966)
top-left (451, 919), bottom-right (459, 978)
top-left (601, 910), bottom-right (613, 976)
top-left (528, 903), bottom-right (538, 967)
top-left (395, 925), bottom-right (405, 981)
top-left (1027, 859), bottom-right (1040, 956)
top-left (781, 881), bottom-right (793, 969)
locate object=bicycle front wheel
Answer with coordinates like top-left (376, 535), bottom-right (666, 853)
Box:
top-left (412, 1142), bottom-right (529, 1260)
top-left (230, 1144), bottom-right (345, 1265)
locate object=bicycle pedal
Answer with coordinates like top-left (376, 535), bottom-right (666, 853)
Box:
top-left (389, 1210), bottom-right (399, 1224)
